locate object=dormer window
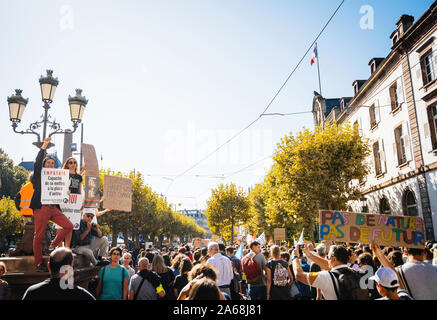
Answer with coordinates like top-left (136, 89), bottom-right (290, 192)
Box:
top-left (354, 83), bottom-right (358, 95)
top-left (392, 34), bottom-right (399, 46)
top-left (370, 62), bottom-right (376, 74)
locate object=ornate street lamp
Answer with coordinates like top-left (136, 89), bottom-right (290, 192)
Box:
top-left (39, 69), bottom-right (59, 103)
top-left (7, 69), bottom-right (88, 149)
top-left (69, 89), bottom-right (88, 124)
top-left (7, 89), bottom-right (28, 123)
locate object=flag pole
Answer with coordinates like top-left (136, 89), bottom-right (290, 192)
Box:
top-left (316, 42), bottom-right (322, 96)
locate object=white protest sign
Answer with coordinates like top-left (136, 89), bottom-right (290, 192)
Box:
top-left (57, 193), bottom-right (84, 230)
top-left (41, 168), bottom-right (70, 204)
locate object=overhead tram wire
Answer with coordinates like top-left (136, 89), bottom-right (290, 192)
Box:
top-left (164, 0), bottom-right (346, 194)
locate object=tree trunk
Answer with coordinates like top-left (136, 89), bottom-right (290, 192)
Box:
top-left (134, 232), bottom-right (140, 249)
top-left (231, 216), bottom-right (234, 245)
top-left (111, 222), bottom-right (118, 248)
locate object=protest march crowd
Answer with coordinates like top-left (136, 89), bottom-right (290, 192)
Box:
top-left (1, 137), bottom-right (437, 301)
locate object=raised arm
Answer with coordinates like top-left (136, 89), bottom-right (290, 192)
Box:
top-left (303, 243), bottom-right (330, 271)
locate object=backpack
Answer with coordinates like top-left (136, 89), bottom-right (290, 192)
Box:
top-left (329, 267), bottom-right (369, 300)
top-left (242, 254), bottom-right (262, 284)
top-left (272, 261), bottom-right (289, 286)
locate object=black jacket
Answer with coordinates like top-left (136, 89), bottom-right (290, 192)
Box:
top-left (30, 148), bottom-right (46, 210)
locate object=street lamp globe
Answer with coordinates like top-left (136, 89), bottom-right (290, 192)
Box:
top-left (68, 89), bottom-right (88, 124)
top-left (7, 89), bottom-right (28, 123)
top-left (39, 70), bottom-right (59, 103)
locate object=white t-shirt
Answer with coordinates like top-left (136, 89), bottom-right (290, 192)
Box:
top-left (306, 264), bottom-right (348, 300)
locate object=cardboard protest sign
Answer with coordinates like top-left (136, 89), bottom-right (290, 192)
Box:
top-left (84, 176), bottom-right (100, 208)
top-left (319, 210), bottom-right (425, 249)
top-left (58, 193), bottom-right (84, 230)
top-left (103, 175), bottom-right (132, 212)
top-left (193, 238), bottom-right (209, 249)
top-left (81, 143), bottom-right (99, 176)
top-left (41, 169), bottom-right (70, 204)
top-left (211, 235), bottom-right (220, 243)
top-left (274, 228), bottom-right (286, 241)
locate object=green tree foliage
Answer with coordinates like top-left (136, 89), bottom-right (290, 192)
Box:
top-left (0, 148), bottom-right (28, 198)
top-left (205, 183), bottom-right (249, 243)
top-left (0, 197), bottom-right (23, 250)
top-left (244, 182), bottom-right (268, 236)
top-left (262, 122), bottom-right (370, 240)
top-left (96, 168), bottom-right (206, 248)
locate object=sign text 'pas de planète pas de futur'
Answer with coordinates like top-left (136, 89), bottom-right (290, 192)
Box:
top-left (319, 210), bottom-right (425, 249)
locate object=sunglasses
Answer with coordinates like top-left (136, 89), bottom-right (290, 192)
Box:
top-left (112, 252), bottom-right (121, 256)
top-left (68, 161), bottom-right (77, 165)
top-left (86, 214), bottom-right (94, 218)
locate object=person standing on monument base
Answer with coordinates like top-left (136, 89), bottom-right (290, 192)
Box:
top-left (58, 156), bottom-right (84, 248)
top-left (30, 137), bottom-right (74, 272)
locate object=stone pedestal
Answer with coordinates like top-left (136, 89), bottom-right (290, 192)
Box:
top-left (9, 221), bottom-right (51, 257)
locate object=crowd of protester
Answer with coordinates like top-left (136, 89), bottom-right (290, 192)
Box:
top-left (2, 236), bottom-right (434, 300)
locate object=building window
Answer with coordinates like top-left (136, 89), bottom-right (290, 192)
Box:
top-left (369, 104), bottom-right (376, 127)
top-left (373, 142), bottom-right (382, 175)
top-left (394, 125), bottom-right (407, 165)
top-left (421, 50), bottom-right (436, 85)
top-left (379, 197), bottom-right (391, 215)
top-left (389, 82), bottom-right (399, 110)
top-left (403, 189), bottom-right (418, 217)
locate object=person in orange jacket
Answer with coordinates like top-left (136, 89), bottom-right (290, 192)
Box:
top-left (14, 173), bottom-right (34, 224)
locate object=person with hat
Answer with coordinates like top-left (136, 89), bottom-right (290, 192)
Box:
top-left (370, 267), bottom-right (413, 300)
top-left (72, 209), bottom-right (109, 266)
top-left (30, 137), bottom-right (74, 272)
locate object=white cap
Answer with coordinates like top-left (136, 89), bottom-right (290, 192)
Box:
top-left (369, 267), bottom-right (399, 288)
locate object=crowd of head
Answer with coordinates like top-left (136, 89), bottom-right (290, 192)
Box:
top-left (2, 237), bottom-right (433, 300)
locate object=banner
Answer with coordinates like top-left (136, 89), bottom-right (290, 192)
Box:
top-left (274, 228), bottom-right (286, 241)
top-left (58, 193), bottom-right (84, 230)
top-left (84, 176), bottom-right (100, 207)
top-left (319, 210), bottom-right (425, 249)
top-left (41, 168), bottom-right (69, 204)
top-left (103, 175), bottom-right (132, 212)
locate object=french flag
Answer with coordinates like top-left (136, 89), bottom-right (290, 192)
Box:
top-left (310, 45), bottom-right (318, 66)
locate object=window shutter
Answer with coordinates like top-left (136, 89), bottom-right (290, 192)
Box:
top-left (402, 122), bottom-right (412, 162)
top-left (389, 86), bottom-right (396, 110)
top-left (397, 78), bottom-right (404, 106)
top-left (427, 106), bottom-right (437, 150)
top-left (379, 139), bottom-right (387, 173)
top-left (375, 101), bottom-right (381, 124)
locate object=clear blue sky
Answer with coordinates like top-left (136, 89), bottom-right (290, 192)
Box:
top-left (1, 0), bottom-right (434, 210)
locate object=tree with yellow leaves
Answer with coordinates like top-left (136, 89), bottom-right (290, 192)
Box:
top-left (263, 122), bottom-right (370, 241)
top-left (205, 183), bottom-right (249, 243)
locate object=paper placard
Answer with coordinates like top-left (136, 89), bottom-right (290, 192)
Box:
top-left (58, 193), bottom-right (84, 230)
top-left (103, 175), bottom-right (132, 212)
top-left (319, 210), bottom-right (426, 249)
top-left (274, 228), bottom-right (286, 241)
top-left (41, 169), bottom-right (70, 204)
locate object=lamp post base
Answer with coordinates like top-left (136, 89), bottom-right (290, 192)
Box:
top-left (32, 141), bottom-right (54, 149)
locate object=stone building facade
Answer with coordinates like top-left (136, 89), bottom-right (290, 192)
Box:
top-left (312, 2), bottom-right (437, 240)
